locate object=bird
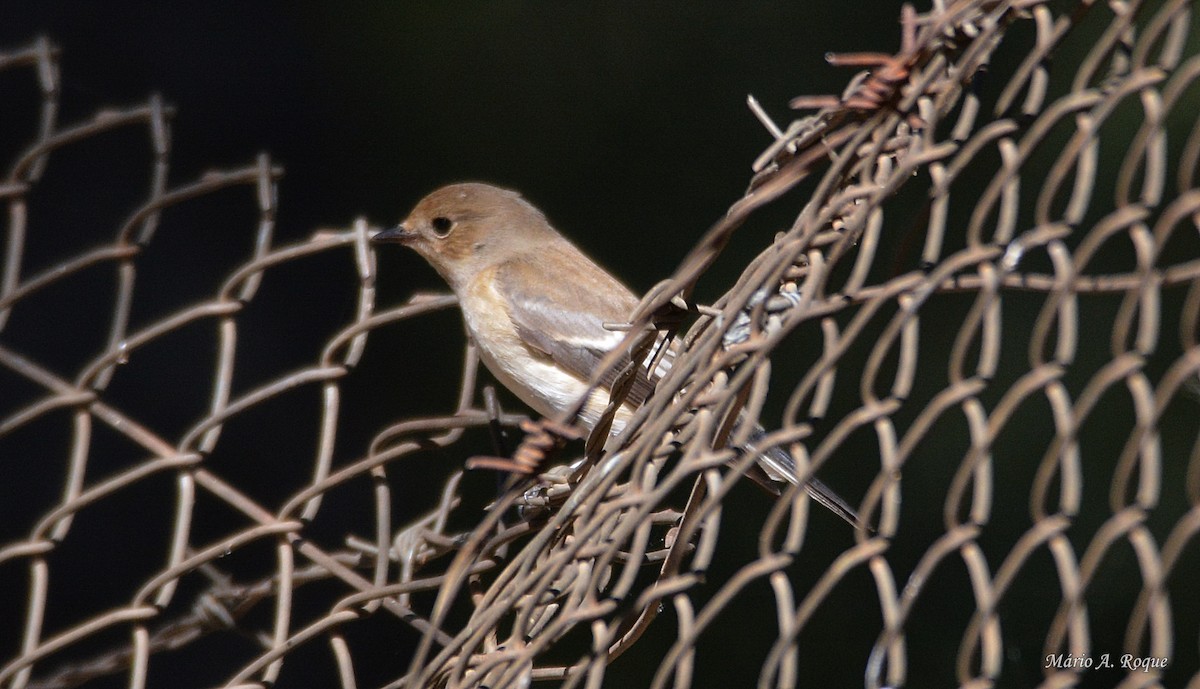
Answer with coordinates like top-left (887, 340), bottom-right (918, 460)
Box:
top-left (372, 182), bottom-right (861, 527)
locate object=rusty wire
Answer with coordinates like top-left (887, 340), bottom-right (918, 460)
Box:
top-left (3, 1), bottom-right (1200, 687)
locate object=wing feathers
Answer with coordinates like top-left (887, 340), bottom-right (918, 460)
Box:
top-left (496, 248), bottom-right (660, 408)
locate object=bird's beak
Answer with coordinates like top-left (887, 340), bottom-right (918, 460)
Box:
top-left (372, 224), bottom-right (417, 244)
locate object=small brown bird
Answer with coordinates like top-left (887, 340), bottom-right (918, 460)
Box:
top-left (373, 183), bottom-right (859, 526)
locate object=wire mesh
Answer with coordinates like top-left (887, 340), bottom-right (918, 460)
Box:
top-left (3, 1), bottom-right (1200, 687)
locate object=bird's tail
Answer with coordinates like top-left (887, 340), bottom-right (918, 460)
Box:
top-left (755, 443), bottom-right (868, 531)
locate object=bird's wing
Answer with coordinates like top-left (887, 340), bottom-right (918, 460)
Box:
top-left (495, 248), bottom-right (661, 408)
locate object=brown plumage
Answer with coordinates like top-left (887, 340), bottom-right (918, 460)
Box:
top-left (374, 183), bottom-right (657, 430)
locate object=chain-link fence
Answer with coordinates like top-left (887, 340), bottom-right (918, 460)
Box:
top-left (3, 1), bottom-right (1200, 687)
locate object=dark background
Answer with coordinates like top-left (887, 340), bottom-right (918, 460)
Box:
top-left (4, 1), bottom-right (907, 289)
top-left (0, 4), bottom-right (911, 687)
top-left (2, 3), bottom-right (1195, 689)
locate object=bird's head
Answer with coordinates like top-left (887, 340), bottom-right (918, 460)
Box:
top-left (373, 182), bottom-right (558, 289)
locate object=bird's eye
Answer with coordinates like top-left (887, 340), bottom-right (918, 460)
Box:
top-left (430, 216), bottom-right (454, 237)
